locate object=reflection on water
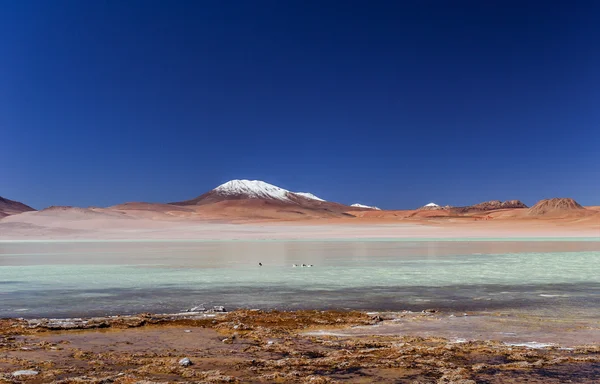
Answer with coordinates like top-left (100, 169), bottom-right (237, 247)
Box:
top-left (1, 240), bottom-right (599, 318)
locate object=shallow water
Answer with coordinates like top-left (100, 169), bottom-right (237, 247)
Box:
top-left (1, 240), bottom-right (599, 318)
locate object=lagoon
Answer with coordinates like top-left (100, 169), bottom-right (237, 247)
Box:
top-left (1, 240), bottom-right (599, 319)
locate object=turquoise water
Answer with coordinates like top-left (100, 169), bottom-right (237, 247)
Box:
top-left (1, 240), bottom-right (599, 318)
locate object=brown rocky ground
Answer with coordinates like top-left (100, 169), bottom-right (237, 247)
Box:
top-left (1, 310), bottom-right (598, 383)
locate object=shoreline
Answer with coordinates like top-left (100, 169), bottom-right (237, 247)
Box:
top-left (3, 239), bottom-right (599, 321)
top-left (6, 308), bottom-right (599, 348)
top-left (2, 309), bottom-right (599, 383)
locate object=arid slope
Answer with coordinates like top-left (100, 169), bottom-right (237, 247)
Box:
top-left (0, 196), bottom-right (35, 218)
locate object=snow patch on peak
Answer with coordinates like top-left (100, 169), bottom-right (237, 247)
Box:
top-left (214, 180), bottom-right (290, 201)
top-left (295, 192), bottom-right (325, 202)
top-left (424, 202), bottom-right (439, 207)
top-left (213, 179), bottom-right (327, 203)
top-left (351, 203), bottom-right (381, 210)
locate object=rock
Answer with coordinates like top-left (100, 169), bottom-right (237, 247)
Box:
top-left (453, 199), bottom-right (527, 214)
top-left (188, 304), bottom-right (226, 313)
top-left (178, 357), bottom-right (192, 367)
top-left (471, 363), bottom-right (489, 372)
top-left (503, 199), bottom-right (527, 208)
top-left (437, 367), bottom-right (476, 384)
top-left (12, 370), bottom-right (39, 376)
top-left (184, 330), bottom-right (191, 333)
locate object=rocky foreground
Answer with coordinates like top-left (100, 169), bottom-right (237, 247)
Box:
top-left (1, 310), bottom-right (599, 383)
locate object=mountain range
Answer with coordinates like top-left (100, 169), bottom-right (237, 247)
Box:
top-left (1, 179), bottom-right (598, 222)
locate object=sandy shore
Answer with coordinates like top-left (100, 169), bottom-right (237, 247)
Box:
top-left (1, 310), bottom-right (599, 383)
top-left (0, 219), bottom-right (598, 241)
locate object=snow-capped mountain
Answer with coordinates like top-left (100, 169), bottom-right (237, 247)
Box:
top-left (170, 180), bottom-right (388, 218)
top-left (350, 203), bottom-right (381, 210)
top-left (212, 180), bottom-right (327, 202)
top-left (213, 180), bottom-right (292, 201)
top-left (420, 202), bottom-right (443, 210)
top-left (171, 179), bottom-right (334, 207)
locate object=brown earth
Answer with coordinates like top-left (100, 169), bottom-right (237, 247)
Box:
top-left (1, 310), bottom-right (599, 383)
top-left (191, 199), bottom-right (358, 220)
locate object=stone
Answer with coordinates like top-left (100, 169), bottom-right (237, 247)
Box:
top-left (13, 370), bottom-right (39, 377)
top-left (178, 357), bottom-right (192, 367)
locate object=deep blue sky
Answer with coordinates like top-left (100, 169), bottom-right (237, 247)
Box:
top-left (2, 1), bottom-right (599, 209)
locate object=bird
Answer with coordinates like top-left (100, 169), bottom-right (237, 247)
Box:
top-left (307, 264), bottom-right (313, 267)
top-left (292, 264), bottom-right (298, 267)
top-left (301, 264), bottom-right (307, 267)
top-left (258, 262), bottom-right (262, 267)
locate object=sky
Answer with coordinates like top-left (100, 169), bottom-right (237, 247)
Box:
top-left (1, 0), bottom-right (599, 210)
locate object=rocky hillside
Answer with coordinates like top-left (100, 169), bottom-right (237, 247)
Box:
top-left (527, 198), bottom-right (585, 216)
top-left (452, 200), bottom-right (527, 214)
top-left (0, 196), bottom-right (36, 218)
top-left (471, 200), bottom-right (528, 210)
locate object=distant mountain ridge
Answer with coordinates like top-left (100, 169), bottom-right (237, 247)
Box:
top-left (444, 200), bottom-right (525, 213)
top-left (0, 196), bottom-right (35, 218)
top-left (468, 200), bottom-right (528, 210)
